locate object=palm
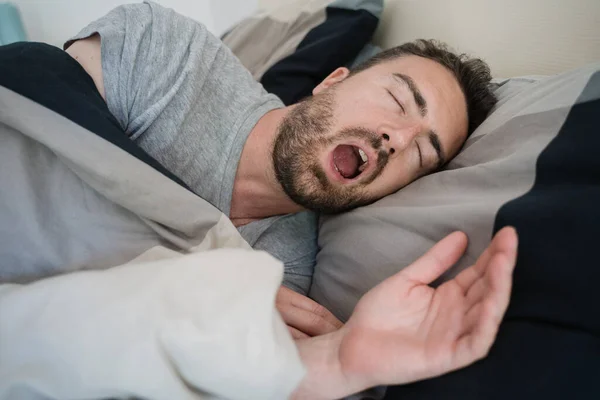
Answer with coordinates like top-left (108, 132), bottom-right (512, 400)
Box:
top-left (339, 228), bottom-right (518, 387)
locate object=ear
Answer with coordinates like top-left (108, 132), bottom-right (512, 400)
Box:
top-left (312, 67), bottom-right (350, 95)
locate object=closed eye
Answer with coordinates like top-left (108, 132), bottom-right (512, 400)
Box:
top-left (416, 141), bottom-right (423, 168)
top-left (387, 89), bottom-right (405, 114)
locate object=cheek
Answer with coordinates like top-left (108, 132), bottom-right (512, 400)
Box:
top-left (369, 167), bottom-right (412, 198)
top-left (331, 94), bottom-right (390, 130)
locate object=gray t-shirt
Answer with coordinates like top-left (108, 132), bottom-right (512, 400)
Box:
top-left (69, 1), bottom-right (317, 294)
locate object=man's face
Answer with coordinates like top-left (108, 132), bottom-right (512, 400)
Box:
top-left (273, 55), bottom-right (469, 213)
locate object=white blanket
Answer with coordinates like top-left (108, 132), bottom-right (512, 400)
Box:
top-left (0, 86), bottom-right (304, 399)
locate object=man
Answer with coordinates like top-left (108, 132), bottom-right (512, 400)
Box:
top-left (0, 2), bottom-right (519, 398)
top-left (61, 1), bottom-right (498, 339)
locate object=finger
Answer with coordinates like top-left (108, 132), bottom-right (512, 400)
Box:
top-left (455, 226), bottom-right (518, 293)
top-left (399, 231), bottom-right (468, 284)
top-left (292, 298), bottom-right (343, 330)
top-left (465, 230), bottom-right (518, 311)
top-left (486, 247), bottom-right (517, 324)
top-left (428, 283), bottom-right (468, 343)
top-left (462, 248), bottom-right (517, 334)
top-left (454, 251), bottom-right (515, 367)
top-left (279, 287), bottom-right (343, 330)
top-left (281, 306), bottom-right (342, 336)
top-left (461, 302), bottom-right (483, 337)
top-left (454, 258), bottom-right (486, 295)
top-left (464, 277), bottom-right (487, 309)
top-left (454, 298), bottom-right (498, 369)
top-left (288, 326), bottom-right (309, 340)
top-left (495, 226), bottom-right (519, 252)
top-left (482, 227), bottom-right (518, 270)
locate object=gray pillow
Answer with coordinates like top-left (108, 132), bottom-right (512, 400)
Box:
top-left (310, 64), bottom-right (600, 321)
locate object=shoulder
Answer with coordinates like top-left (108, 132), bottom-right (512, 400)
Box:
top-left (66, 2), bottom-right (211, 55)
top-left (257, 211), bottom-right (319, 262)
top-left (252, 211), bottom-right (319, 294)
top-left (241, 211), bottom-right (319, 284)
top-left (238, 211), bottom-right (319, 295)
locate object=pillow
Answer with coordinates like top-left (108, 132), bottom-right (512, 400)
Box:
top-left (0, 3), bottom-right (27, 45)
top-left (311, 64), bottom-right (600, 398)
top-left (222, 0), bottom-right (383, 105)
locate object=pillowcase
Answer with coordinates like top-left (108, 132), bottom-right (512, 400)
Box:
top-left (222, 0), bottom-right (383, 104)
top-left (0, 3), bottom-right (27, 45)
top-left (311, 64), bottom-right (600, 398)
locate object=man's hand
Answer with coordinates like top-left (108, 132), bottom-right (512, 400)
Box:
top-left (276, 286), bottom-right (343, 339)
top-left (293, 227), bottom-right (518, 399)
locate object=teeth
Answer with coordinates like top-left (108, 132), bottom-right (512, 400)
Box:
top-left (358, 148), bottom-right (368, 163)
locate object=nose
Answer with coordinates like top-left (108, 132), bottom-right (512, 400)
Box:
top-left (379, 123), bottom-right (422, 157)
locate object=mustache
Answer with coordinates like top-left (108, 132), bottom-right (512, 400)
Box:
top-left (335, 127), bottom-right (390, 185)
top-left (364, 148), bottom-right (389, 185)
top-left (336, 127), bottom-right (383, 149)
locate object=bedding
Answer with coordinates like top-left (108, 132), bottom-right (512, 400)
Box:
top-left (0, 3), bottom-right (27, 45)
top-left (223, 0), bottom-right (382, 105)
top-left (223, 6), bottom-right (600, 397)
top-left (311, 64), bottom-right (600, 398)
top-left (0, 58), bottom-right (304, 400)
top-left (2, 2), bottom-right (596, 398)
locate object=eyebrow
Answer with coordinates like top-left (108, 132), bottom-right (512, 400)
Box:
top-left (428, 130), bottom-right (446, 169)
top-left (392, 73), bottom-right (427, 117)
top-left (391, 73), bottom-right (446, 169)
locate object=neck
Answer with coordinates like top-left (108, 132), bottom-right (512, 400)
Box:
top-left (230, 106), bottom-right (304, 225)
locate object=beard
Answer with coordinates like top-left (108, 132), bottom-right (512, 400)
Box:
top-left (273, 91), bottom-right (389, 214)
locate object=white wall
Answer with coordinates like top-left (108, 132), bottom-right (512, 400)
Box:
top-left (375, 0), bottom-right (600, 77)
top-left (13, 0), bottom-right (600, 76)
top-left (12, 0), bottom-right (258, 46)
top-left (259, 0), bottom-right (600, 77)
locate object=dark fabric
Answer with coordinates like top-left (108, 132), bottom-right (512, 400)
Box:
top-left (260, 7), bottom-right (378, 105)
top-left (0, 42), bottom-right (190, 190)
top-left (385, 74), bottom-right (600, 399)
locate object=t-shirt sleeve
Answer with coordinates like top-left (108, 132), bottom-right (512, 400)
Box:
top-left (251, 212), bottom-right (319, 295)
top-left (65, 1), bottom-right (209, 138)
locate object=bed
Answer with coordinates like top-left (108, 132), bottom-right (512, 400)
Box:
top-left (232, 0), bottom-right (600, 399)
top-left (1, 0), bottom-right (600, 399)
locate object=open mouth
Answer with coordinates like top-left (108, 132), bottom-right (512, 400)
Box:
top-left (332, 144), bottom-right (370, 181)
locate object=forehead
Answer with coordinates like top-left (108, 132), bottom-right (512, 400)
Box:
top-left (358, 55), bottom-right (469, 157)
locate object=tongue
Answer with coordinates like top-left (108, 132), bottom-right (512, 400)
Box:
top-left (333, 145), bottom-right (359, 178)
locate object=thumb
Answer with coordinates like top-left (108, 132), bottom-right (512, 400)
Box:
top-left (397, 231), bottom-right (468, 284)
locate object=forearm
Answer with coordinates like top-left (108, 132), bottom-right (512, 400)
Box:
top-left (291, 328), bottom-right (369, 400)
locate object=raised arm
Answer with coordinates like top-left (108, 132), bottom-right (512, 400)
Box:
top-left (293, 227), bottom-right (518, 399)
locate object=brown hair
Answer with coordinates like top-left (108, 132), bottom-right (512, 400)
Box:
top-left (351, 39), bottom-right (497, 136)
